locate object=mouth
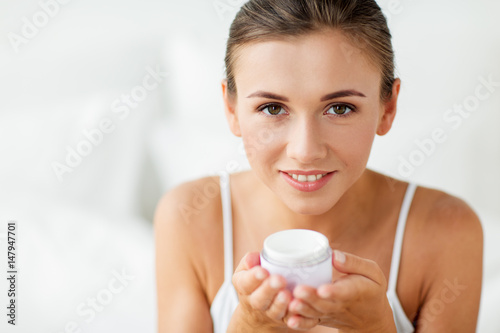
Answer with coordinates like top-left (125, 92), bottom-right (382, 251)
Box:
top-left (285, 172), bottom-right (329, 182)
top-left (280, 170), bottom-right (336, 192)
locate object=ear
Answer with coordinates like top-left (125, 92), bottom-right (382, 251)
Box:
top-left (221, 79), bottom-right (241, 137)
top-left (376, 78), bottom-right (401, 136)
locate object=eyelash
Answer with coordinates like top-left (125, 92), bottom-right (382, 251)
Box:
top-left (257, 103), bottom-right (357, 118)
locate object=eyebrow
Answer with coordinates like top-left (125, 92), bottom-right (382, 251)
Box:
top-left (246, 89), bottom-right (366, 102)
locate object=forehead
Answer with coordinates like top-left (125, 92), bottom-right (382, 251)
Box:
top-left (233, 29), bottom-right (381, 100)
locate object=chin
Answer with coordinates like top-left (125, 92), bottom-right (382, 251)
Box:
top-left (285, 199), bottom-right (335, 216)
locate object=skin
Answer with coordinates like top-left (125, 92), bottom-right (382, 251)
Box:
top-left (154, 29), bottom-right (483, 332)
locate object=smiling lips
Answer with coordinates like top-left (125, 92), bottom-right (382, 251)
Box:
top-left (281, 170), bottom-right (336, 192)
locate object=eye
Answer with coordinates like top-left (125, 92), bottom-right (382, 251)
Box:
top-left (259, 104), bottom-right (287, 116)
top-left (326, 104), bottom-right (355, 116)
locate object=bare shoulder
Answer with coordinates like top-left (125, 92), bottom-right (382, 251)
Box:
top-left (413, 185), bottom-right (483, 245)
top-left (408, 185), bottom-right (483, 330)
top-left (154, 176), bottom-right (224, 332)
top-left (154, 175), bottom-right (224, 269)
top-left (411, 185), bottom-right (483, 271)
top-left (154, 175), bottom-right (223, 230)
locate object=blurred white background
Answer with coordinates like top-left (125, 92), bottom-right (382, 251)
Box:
top-left (0, 0), bottom-right (498, 332)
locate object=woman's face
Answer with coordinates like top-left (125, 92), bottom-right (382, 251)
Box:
top-left (223, 29), bottom-right (399, 215)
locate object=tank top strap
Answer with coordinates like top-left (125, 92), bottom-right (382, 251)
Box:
top-left (219, 173), bottom-right (234, 281)
top-left (387, 182), bottom-right (417, 293)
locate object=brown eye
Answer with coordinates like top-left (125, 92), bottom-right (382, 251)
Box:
top-left (327, 104), bottom-right (354, 116)
top-left (333, 105), bottom-right (347, 114)
top-left (262, 104), bottom-right (285, 116)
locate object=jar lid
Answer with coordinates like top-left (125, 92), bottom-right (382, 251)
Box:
top-left (262, 229), bottom-right (331, 266)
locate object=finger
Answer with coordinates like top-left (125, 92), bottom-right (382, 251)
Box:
top-left (234, 252), bottom-right (261, 274)
top-left (322, 272), bottom-right (384, 302)
top-left (286, 314), bottom-right (320, 330)
top-left (288, 298), bottom-right (321, 319)
top-left (291, 285), bottom-right (339, 315)
top-left (233, 265), bottom-right (269, 295)
top-left (332, 250), bottom-right (385, 286)
top-left (266, 290), bottom-right (292, 322)
top-left (232, 252), bottom-right (265, 295)
top-left (248, 274), bottom-right (287, 311)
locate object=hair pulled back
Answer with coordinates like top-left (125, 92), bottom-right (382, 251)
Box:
top-left (224, 0), bottom-right (395, 102)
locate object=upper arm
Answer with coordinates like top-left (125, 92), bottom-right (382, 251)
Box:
top-left (416, 195), bottom-right (483, 332)
top-left (154, 186), bottom-right (213, 333)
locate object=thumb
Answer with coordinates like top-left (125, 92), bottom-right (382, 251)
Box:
top-left (245, 251), bottom-right (261, 268)
top-left (234, 251), bottom-right (261, 274)
top-left (332, 250), bottom-right (385, 285)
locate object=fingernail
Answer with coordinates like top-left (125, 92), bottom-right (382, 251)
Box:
top-left (277, 292), bottom-right (287, 303)
top-left (255, 269), bottom-right (266, 280)
top-left (270, 276), bottom-right (282, 289)
top-left (318, 286), bottom-right (331, 298)
top-left (294, 288), bottom-right (308, 299)
top-left (334, 250), bottom-right (346, 264)
top-left (290, 299), bottom-right (301, 311)
top-left (288, 317), bottom-right (299, 329)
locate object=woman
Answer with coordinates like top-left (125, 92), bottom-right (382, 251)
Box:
top-left (155, 0), bottom-right (483, 332)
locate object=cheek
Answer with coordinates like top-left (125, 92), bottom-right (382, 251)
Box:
top-left (326, 120), bottom-right (377, 167)
top-left (349, 129), bottom-right (376, 163)
top-left (240, 119), bottom-right (282, 165)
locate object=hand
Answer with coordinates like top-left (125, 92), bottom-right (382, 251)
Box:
top-left (229, 252), bottom-right (293, 331)
top-left (284, 250), bottom-right (397, 332)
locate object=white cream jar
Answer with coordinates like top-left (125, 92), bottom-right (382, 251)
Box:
top-left (260, 229), bottom-right (332, 290)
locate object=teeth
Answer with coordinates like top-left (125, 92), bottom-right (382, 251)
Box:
top-left (287, 173), bottom-right (327, 182)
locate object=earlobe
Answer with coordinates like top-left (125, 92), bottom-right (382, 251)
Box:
top-left (221, 79), bottom-right (241, 137)
top-left (377, 78), bottom-right (401, 136)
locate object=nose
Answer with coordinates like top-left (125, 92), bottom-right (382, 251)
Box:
top-left (286, 116), bottom-right (327, 164)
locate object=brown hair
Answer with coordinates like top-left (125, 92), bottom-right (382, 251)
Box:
top-left (224, 0), bottom-right (396, 102)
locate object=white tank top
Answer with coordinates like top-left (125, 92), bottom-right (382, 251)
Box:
top-left (210, 173), bottom-right (416, 333)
